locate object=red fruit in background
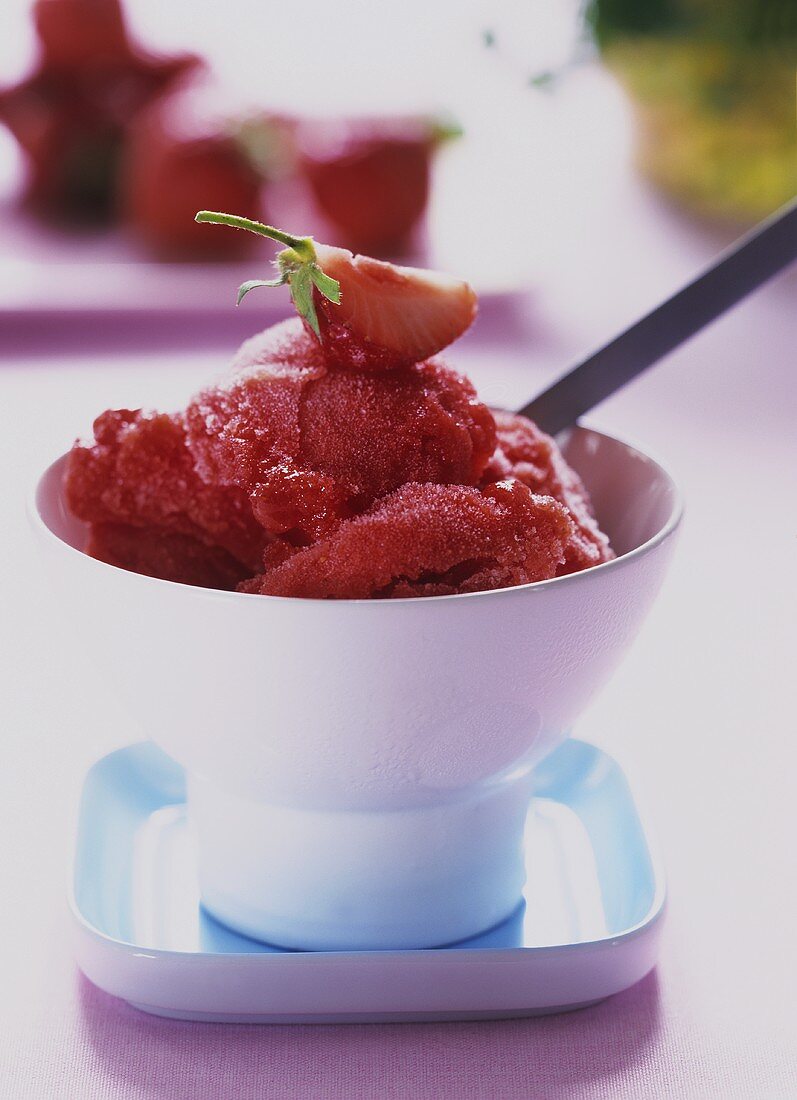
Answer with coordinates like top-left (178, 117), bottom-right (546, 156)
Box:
top-left (297, 117), bottom-right (437, 257)
top-left (0, 0), bottom-right (200, 222)
top-left (122, 83), bottom-right (268, 258)
top-left (33, 0), bottom-right (132, 69)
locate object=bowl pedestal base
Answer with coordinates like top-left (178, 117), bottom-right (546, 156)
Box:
top-left (189, 768), bottom-right (534, 951)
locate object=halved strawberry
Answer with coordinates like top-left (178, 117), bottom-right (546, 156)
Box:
top-left (297, 117), bottom-right (433, 257)
top-left (310, 245), bottom-right (476, 369)
top-left (194, 211), bottom-right (477, 369)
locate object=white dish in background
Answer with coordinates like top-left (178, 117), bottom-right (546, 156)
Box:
top-left (0, 198), bottom-right (530, 315)
top-left (0, 226), bottom-right (536, 356)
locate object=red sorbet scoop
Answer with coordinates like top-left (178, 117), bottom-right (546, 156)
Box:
top-left (481, 411), bottom-right (614, 575)
top-left (87, 522), bottom-right (251, 590)
top-left (241, 480), bottom-right (575, 599)
top-left (65, 408), bottom-right (267, 571)
top-left (185, 318), bottom-right (496, 543)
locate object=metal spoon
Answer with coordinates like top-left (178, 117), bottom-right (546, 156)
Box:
top-left (519, 197), bottom-right (797, 435)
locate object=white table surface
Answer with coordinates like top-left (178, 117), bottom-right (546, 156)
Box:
top-left (1, 173), bottom-right (795, 1097)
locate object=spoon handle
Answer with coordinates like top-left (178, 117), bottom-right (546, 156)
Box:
top-left (518, 196), bottom-right (797, 436)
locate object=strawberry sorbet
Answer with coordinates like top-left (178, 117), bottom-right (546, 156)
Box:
top-left (185, 319), bottom-right (495, 543)
top-left (65, 220), bottom-right (613, 597)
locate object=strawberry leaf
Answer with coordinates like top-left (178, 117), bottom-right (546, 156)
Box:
top-left (236, 275), bottom-right (288, 305)
top-left (310, 264), bottom-right (341, 304)
top-left (195, 211), bottom-right (340, 342)
top-left (289, 265), bottom-right (320, 338)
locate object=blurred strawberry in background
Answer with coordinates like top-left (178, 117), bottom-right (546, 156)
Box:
top-left (297, 117), bottom-right (458, 257)
top-left (121, 81), bottom-right (285, 258)
top-left (34, 0), bottom-right (142, 68)
top-left (0, 0), bottom-right (459, 261)
top-left (0, 0), bottom-right (200, 223)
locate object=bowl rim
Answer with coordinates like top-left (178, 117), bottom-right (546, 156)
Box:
top-left (30, 424), bottom-right (684, 608)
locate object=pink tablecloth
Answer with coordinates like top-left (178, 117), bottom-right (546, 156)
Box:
top-left (72, 973), bottom-right (668, 1099)
top-left (2, 176), bottom-right (796, 1097)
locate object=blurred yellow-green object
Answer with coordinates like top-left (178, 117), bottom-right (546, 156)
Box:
top-left (605, 38), bottom-right (796, 225)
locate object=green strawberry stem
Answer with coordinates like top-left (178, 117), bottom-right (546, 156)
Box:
top-left (429, 115), bottom-right (464, 147)
top-left (194, 210), bottom-right (340, 338)
top-left (195, 210), bottom-right (311, 256)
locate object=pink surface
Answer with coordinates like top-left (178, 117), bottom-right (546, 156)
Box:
top-left (1, 176), bottom-right (796, 1096)
top-left (78, 974), bottom-right (662, 1099)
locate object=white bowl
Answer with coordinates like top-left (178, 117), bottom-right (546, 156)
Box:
top-left (32, 426), bottom-right (681, 950)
